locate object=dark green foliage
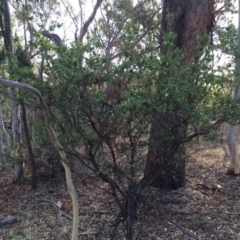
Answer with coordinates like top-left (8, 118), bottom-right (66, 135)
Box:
top-left (33, 31), bottom-right (239, 236)
top-left (15, 45), bottom-right (31, 68)
top-left (0, 0), bottom-right (239, 237)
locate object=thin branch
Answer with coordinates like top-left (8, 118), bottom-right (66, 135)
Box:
top-left (97, 19), bottom-right (161, 76)
top-left (79, 0), bottom-right (103, 42)
top-left (41, 30), bottom-right (62, 46)
top-left (148, 204), bottom-right (200, 240)
top-left (60, 0), bottom-right (79, 33)
top-left (214, 0), bottom-right (236, 15)
top-left (0, 216), bottom-right (17, 226)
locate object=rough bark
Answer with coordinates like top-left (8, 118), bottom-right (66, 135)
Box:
top-left (144, 118), bottom-right (188, 189)
top-left (144, 0), bottom-right (215, 189)
top-left (41, 31), bottom-right (62, 46)
top-left (160, 0), bottom-right (214, 60)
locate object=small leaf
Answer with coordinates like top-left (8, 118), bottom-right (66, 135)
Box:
top-left (57, 201), bottom-right (62, 208)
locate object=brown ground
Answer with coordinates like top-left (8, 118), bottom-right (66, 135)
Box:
top-left (1, 140), bottom-right (240, 240)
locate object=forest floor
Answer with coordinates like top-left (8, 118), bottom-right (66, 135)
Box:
top-left (1, 140), bottom-right (240, 240)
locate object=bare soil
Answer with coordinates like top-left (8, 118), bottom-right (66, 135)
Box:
top-left (1, 140), bottom-right (240, 239)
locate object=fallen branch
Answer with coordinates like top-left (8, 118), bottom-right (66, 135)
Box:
top-left (0, 217), bottom-right (17, 227)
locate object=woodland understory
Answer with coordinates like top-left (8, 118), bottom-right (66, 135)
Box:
top-left (1, 0), bottom-right (240, 239)
top-left (1, 139), bottom-right (240, 240)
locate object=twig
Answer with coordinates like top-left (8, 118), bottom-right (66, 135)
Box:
top-left (0, 216), bottom-right (17, 227)
top-left (148, 204), bottom-right (200, 240)
top-left (38, 198), bottom-right (72, 221)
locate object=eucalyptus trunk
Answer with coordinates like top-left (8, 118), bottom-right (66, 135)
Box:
top-left (0, 0), bottom-right (24, 180)
top-left (0, 106), bottom-right (7, 169)
top-left (144, 0), bottom-right (215, 189)
top-left (9, 89), bottom-right (23, 182)
top-left (22, 103), bottom-right (37, 189)
top-left (227, 0), bottom-right (240, 174)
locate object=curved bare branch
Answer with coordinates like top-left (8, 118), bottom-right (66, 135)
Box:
top-left (0, 77), bottom-right (79, 240)
top-left (79, 0), bottom-right (103, 42)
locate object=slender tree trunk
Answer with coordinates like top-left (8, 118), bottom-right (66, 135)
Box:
top-left (0, 0), bottom-right (24, 180)
top-left (10, 89), bottom-right (23, 183)
top-left (144, 0), bottom-right (214, 189)
top-left (227, 1), bottom-right (240, 174)
top-left (0, 106), bottom-right (10, 170)
top-left (0, 106), bottom-right (6, 169)
top-left (1, 111), bottom-right (10, 146)
top-left (227, 125), bottom-right (239, 174)
top-left (22, 103), bottom-right (37, 188)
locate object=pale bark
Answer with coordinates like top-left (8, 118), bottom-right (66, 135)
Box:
top-left (0, 106), bottom-right (7, 169)
top-left (227, 125), bottom-right (239, 174)
top-left (0, 77), bottom-right (79, 240)
top-left (218, 122), bottom-right (228, 141)
top-left (227, 0), bottom-right (240, 175)
top-left (9, 89), bottom-right (23, 182)
top-left (1, 112), bottom-right (10, 146)
top-left (22, 103), bottom-right (37, 189)
top-left (0, 0), bottom-right (24, 179)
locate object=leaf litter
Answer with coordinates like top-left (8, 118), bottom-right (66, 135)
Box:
top-left (0, 140), bottom-right (240, 239)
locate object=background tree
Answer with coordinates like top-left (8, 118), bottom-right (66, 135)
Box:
top-left (227, 0), bottom-right (240, 175)
top-left (0, 0), bottom-right (24, 182)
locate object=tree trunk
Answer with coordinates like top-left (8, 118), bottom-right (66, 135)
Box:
top-left (227, 125), bottom-right (239, 174)
top-left (144, 118), bottom-right (187, 189)
top-left (22, 103), bottom-right (37, 189)
top-left (0, 106), bottom-right (6, 169)
top-left (0, 105), bottom-right (10, 170)
top-left (227, 0), bottom-right (240, 175)
top-left (0, 0), bottom-right (24, 180)
top-left (10, 89), bottom-right (23, 183)
top-left (144, 0), bottom-right (214, 189)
